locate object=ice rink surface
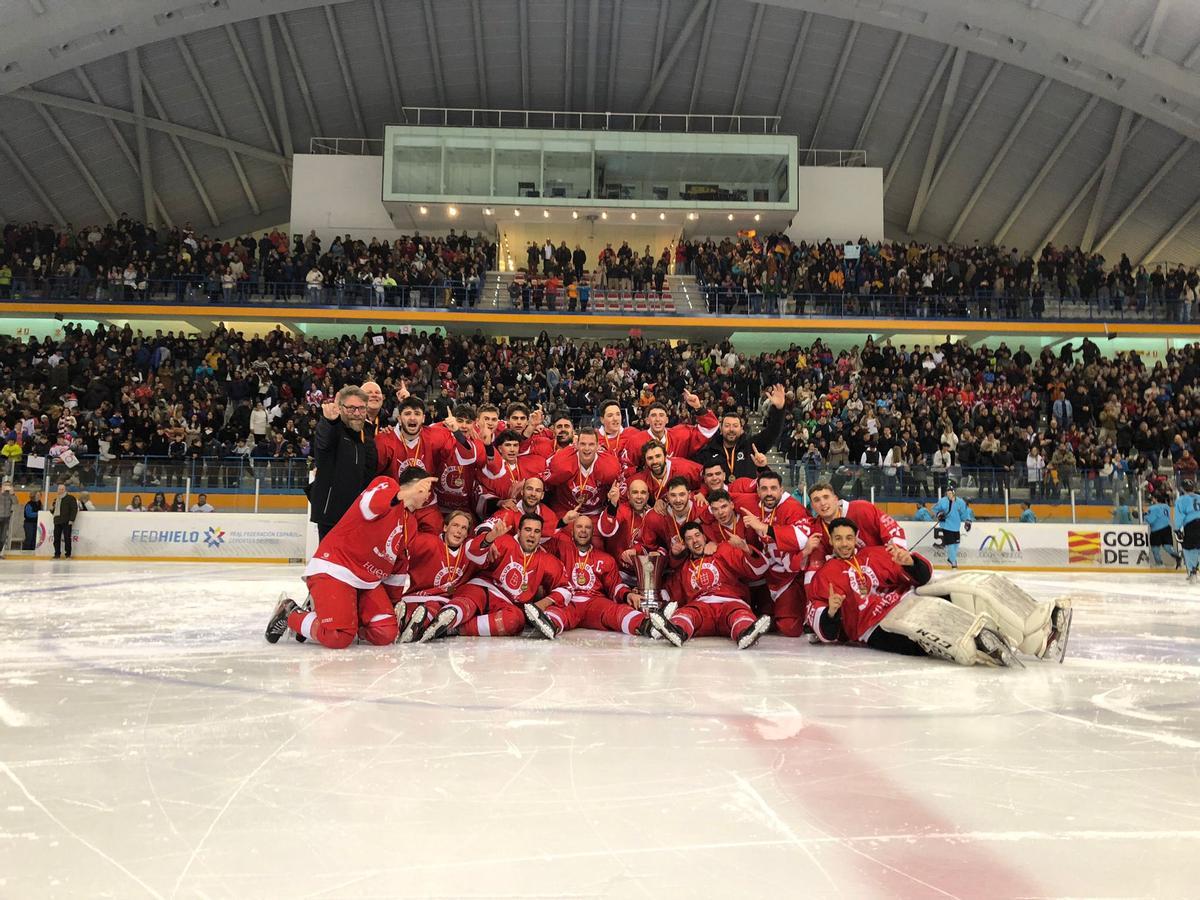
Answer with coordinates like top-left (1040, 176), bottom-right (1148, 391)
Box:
top-left (1, 561), bottom-right (1198, 899)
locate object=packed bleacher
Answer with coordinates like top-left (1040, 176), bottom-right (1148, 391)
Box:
top-left (680, 235), bottom-right (1200, 320)
top-left (2, 321), bottom-right (1197, 510)
top-left (0, 217), bottom-right (496, 307)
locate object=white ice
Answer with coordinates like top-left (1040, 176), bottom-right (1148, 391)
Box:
top-left (1, 561), bottom-right (1198, 899)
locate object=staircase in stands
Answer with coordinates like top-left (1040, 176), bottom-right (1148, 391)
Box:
top-left (480, 272), bottom-right (707, 315)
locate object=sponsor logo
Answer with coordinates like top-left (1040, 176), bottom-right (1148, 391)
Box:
top-left (203, 526), bottom-right (226, 548)
top-left (979, 528), bottom-right (1022, 560)
top-left (1068, 530), bottom-right (1100, 564)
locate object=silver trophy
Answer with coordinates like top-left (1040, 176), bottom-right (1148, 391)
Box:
top-left (633, 552), bottom-right (667, 616)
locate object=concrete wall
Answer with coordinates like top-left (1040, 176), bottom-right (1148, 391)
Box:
top-left (786, 167), bottom-right (885, 244)
top-left (290, 155), bottom-right (404, 247)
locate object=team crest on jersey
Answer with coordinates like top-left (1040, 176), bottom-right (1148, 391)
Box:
top-left (846, 565), bottom-right (879, 597)
top-left (498, 560), bottom-right (529, 594)
top-left (433, 565), bottom-right (462, 588)
top-left (572, 562), bottom-right (596, 590)
top-left (441, 465), bottom-right (465, 493)
top-left (374, 519), bottom-right (406, 563)
top-left (688, 560), bottom-right (721, 592)
top-left (396, 456), bottom-right (422, 475)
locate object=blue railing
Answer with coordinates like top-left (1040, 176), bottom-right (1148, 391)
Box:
top-left (6, 454), bottom-right (311, 494)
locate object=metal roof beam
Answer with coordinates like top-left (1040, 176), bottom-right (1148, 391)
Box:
top-left (33, 103), bottom-right (117, 221)
top-left (565, 0), bottom-right (576, 109)
top-left (126, 50), bottom-right (155, 226)
top-left (275, 13), bottom-right (322, 135)
top-left (807, 20), bottom-right (859, 153)
top-left (224, 21), bottom-right (290, 188)
top-left (174, 36), bottom-right (260, 216)
top-left (74, 67), bottom-right (171, 227)
top-left (907, 45), bottom-right (964, 234)
top-left (883, 44), bottom-right (955, 196)
top-left (1037, 117), bottom-right (1148, 251)
top-left (774, 11), bottom-right (811, 121)
top-left (730, 3), bottom-right (765, 123)
top-left (323, 5), bottom-right (365, 136)
top-left (421, 0), bottom-right (447, 108)
top-left (606, 0), bottom-right (622, 111)
top-left (637, 0), bottom-right (710, 112)
top-left (1094, 137), bottom-right (1191, 255)
top-left (1081, 0), bottom-right (1105, 26)
top-left (259, 18), bottom-right (293, 160)
top-left (853, 30), bottom-right (905, 150)
top-left (11, 88), bottom-right (291, 166)
top-left (521, 0), bottom-right (531, 109)
top-left (586, 0), bottom-right (599, 108)
top-left (140, 75), bottom-right (220, 226)
top-left (687, 0), bottom-right (717, 115)
top-left (1139, 192), bottom-right (1200, 266)
top-left (926, 59), bottom-right (1003, 202)
top-left (947, 76), bottom-right (1051, 243)
top-left (993, 94), bottom-right (1099, 246)
top-left (0, 128), bottom-right (65, 225)
top-left (1139, 0), bottom-right (1169, 57)
top-left (1081, 106), bottom-right (1133, 250)
top-left (650, 0), bottom-right (669, 83)
top-left (373, 0), bottom-right (406, 119)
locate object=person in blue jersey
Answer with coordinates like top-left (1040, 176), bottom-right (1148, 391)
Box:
top-left (1111, 496), bottom-right (1133, 525)
top-left (1144, 492), bottom-right (1182, 569)
top-left (932, 485), bottom-right (971, 569)
top-left (1175, 480), bottom-right (1200, 582)
top-left (913, 500), bottom-right (933, 522)
top-left (1018, 501), bottom-right (1037, 523)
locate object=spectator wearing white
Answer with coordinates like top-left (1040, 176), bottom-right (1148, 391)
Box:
top-left (249, 402), bottom-right (268, 442)
top-left (305, 265), bottom-right (325, 301)
top-left (191, 493), bottom-right (215, 513)
top-left (1027, 446), bottom-right (1046, 499)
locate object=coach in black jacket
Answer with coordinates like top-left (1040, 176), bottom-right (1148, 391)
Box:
top-left (693, 384), bottom-right (787, 480)
top-left (308, 385), bottom-right (377, 539)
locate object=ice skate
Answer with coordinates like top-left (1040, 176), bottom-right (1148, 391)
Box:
top-left (1044, 604), bottom-right (1073, 663)
top-left (735, 615), bottom-right (772, 650)
top-left (397, 604), bottom-right (427, 644)
top-left (649, 611), bottom-right (687, 647)
top-left (293, 592), bottom-right (312, 643)
top-left (975, 626), bottom-right (1023, 668)
top-left (661, 600), bottom-right (677, 620)
top-left (418, 607), bottom-right (457, 643)
top-left (265, 593), bottom-right (298, 644)
top-left (524, 602), bottom-right (559, 639)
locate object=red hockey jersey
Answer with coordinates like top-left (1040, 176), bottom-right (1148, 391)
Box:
top-left (465, 533), bottom-right (571, 606)
top-left (543, 447), bottom-right (621, 519)
top-left (376, 424), bottom-right (476, 510)
top-left (663, 543), bottom-right (769, 606)
top-left (305, 477), bottom-right (417, 589)
top-left (806, 545), bottom-right (929, 642)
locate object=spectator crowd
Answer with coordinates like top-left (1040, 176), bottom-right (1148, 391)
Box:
top-left (1, 317), bottom-right (1198, 511)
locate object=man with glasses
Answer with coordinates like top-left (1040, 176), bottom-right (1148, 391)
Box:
top-left (308, 385), bottom-right (377, 541)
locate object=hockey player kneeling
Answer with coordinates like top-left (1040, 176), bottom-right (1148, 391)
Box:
top-left (808, 518), bottom-right (1071, 667)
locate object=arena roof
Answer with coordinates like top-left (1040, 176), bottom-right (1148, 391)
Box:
top-left (2, 0), bottom-right (1200, 265)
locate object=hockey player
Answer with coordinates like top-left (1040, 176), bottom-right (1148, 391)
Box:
top-left (596, 399), bottom-right (631, 463)
top-left (808, 518), bottom-right (1070, 665)
top-left (699, 460), bottom-right (760, 499)
top-left (543, 428), bottom-right (621, 519)
top-left (638, 476), bottom-right (716, 563)
top-left (422, 513), bottom-right (571, 640)
top-left (388, 510), bottom-right (494, 644)
top-left (476, 429), bottom-right (549, 508)
top-left (476, 475), bottom-right (559, 539)
top-left (596, 478), bottom-right (653, 577)
top-left (636, 441), bottom-right (703, 501)
top-left (376, 395), bottom-right (478, 533)
top-left (932, 485), bottom-right (971, 568)
top-left (622, 390), bottom-right (718, 464)
top-left (529, 516), bottom-right (649, 639)
top-left (1175, 480), bottom-right (1200, 582)
top-left (1144, 493), bottom-right (1182, 569)
top-left (265, 468), bottom-right (437, 648)
top-left (500, 402), bottom-right (556, 460)
top-left (648, 522), bottom-right (773, 650)
top-left (435, 403), bottom-right (496, 516)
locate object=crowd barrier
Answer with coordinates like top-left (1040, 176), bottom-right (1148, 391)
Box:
top-left (34, 511), bottom-right (308, 563)
top-left (896, 520), bottom-right (1155, 571)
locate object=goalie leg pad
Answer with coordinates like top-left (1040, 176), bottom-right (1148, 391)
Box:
top-left (915, 572), bottom-right (1063, 657)
top-left (878, 593), bottom-right (1001, 667)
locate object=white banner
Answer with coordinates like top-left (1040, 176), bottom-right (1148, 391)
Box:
top-left (35, 511), bottom-right (308, 562)
top-left (897, 520), bottom-right (1154, 570)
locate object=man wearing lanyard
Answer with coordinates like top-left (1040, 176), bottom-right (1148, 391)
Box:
top-left (622, 389), bottom-right (719, 466)
top-left (733, 471), bottom-right (814, 634)
top-left (543, 428), bottom-right (620, 520)
top-left (423, 513), bottom-right (571, 639)
top-left (634, 441), bottom-right (702, 500)
top-left (638, 477), bottom-right (716, 566)
top-left (597, 478), bottom-right (654, 581)
top-left (648, 522), bottom-right (773, 650)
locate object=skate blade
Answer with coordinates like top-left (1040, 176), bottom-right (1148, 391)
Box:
top-left (418, 609), bottom-right (457, 643)
top-left (523, 603), bottom-right (556, 640)
top-left (977, 627), bottom-right (1024, 668)
top-left (398, 605), bottom-right (427, 644)
top-left (649, 612), bottom-right (684, 648)
top-left (736, 616), bottom-right (772, 650)
top-left (1046, 605), bottom-right (1073, 664)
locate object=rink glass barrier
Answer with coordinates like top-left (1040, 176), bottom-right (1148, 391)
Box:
top-left (895, 520), bottom-right (1158, 571)
top-left (3, 275), bottom-right (1197, 322)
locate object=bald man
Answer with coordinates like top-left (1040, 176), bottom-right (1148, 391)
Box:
top-left (361, 381), bottom-right (384, 438)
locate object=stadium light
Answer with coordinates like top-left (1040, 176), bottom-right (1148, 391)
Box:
top-left (418, 206), bottom-right (428, 215)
